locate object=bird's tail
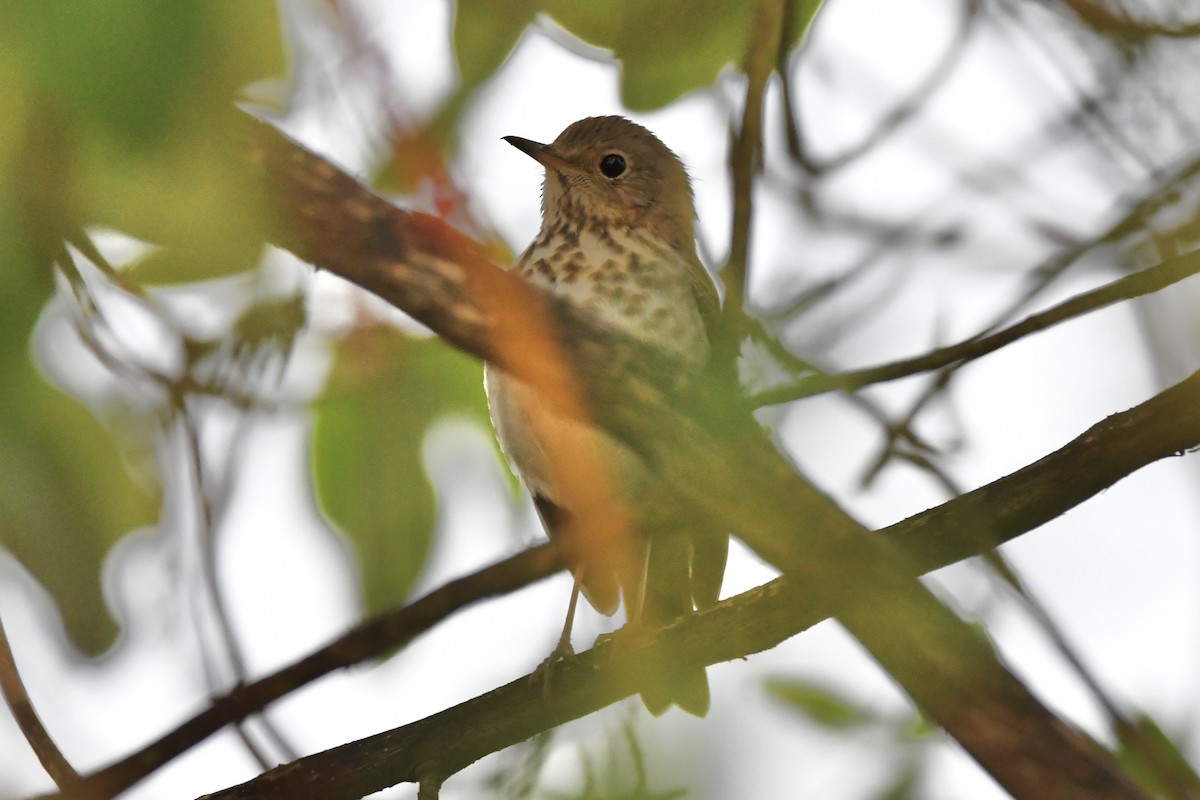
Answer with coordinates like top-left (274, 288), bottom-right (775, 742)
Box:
top-left (636, 527), bottom-right (727, 717)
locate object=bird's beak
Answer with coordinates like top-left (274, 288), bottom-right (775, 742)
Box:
top-left (503, 135), bottom-right (585, 175)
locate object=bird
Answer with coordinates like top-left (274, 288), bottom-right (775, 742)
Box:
top-left (484, 116), bottom-right (728, 716)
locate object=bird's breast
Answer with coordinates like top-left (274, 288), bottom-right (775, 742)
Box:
top-left (513, 228), bottom-right (709, 366)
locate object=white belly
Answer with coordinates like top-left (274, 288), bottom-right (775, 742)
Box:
top-left (484, 365), bottom-right (643, 506)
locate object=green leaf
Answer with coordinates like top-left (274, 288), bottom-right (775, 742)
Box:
top-left (7, 0), bottom-right (284, 150)
top-left (312, 328), bottom-right (495, 617)
top-left (789, 0), bottom-right (827, 51)
top-left (764, 675), bottom-right (880, 729)
top-left (126, 245), bottom-right (266, 287)
top-left (2, 0), bottom-right (287, 287)
top-left (452, 0), bottom-right (540, 102)
top-left (0, 1), bottom-right (287, 652)
top-left (558, 0), bottom-right (758, 111)
top-left (0, 352), bottom-right (160, 656)
top-left (452, 0), bottom-right (828, 112)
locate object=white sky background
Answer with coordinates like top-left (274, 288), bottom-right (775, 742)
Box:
top-left (3, 0), bottom-right (1200, 798)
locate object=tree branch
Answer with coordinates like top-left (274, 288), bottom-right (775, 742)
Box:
top-left (37, 360), bottom-right (1200, 800)
top-left (750, 245), bottom-right (1200, 405)
top-left (228, 116), bottom-right (1159, 798)
top-left (0, 612), bottom-right (82, 792)
top-left (194, 366), bottom-right (1200, 800)
top-left (721, 0), bottom-right (786, 318)
top-left (37, 545), bottom-right (562, 800)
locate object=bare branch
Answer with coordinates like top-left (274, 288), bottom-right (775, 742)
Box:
top-left (0, 613), bottom-right (82, 792)
top-left (751, 244), bottom-right (1200, 405)
top-left (722, 0), bottom-right (788, 319)
top-left (787, 0), bottom-right (982, 175)
top-left (229, 116), bottom-right (1148, 799)
top-left (37, 544), bottom-right (561, 800)
top-left (190, 365), bottom-right (1200, 800)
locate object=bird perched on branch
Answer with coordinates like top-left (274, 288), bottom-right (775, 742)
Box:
top-left (485, 116), bottom-right (728, 716)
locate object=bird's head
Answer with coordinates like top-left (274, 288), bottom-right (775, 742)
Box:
top-left (504, 115), bottom-right (697, 253)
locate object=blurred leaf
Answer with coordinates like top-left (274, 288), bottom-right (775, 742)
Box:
top-left (78, 118), bottom-right (269, 277)
top-left (0, 97), bottom-right (162, 654)
top-left (0, 1), bottom-right (286, 653)
top-left (1115, 713), bottom-right (1200, 798)
top-left (229, 293), bottom-right (308, 355)
top-left (185, 292), bottom-right (308, 394)
top-left (2, 0), bottom-right (287, 290)
top-left (0, 205), bottom-right (53, 369)
top-left (0, 63), bottom-right (69, 343)
top-left (0, 356), bottom-right (160, 656)
top-left (764, 676), bottom-right (880, 729)
top-left (312, 328), bottom-right (493, 617)
top-left (788, 0), bottom-right (827, 52)
top-left (9, 2), bottom-right (202, 148)
top-left (7, 1), bottom-right (283, 148)
top-left (453, 0), bottom-right (827, 111)
top-left (126, 244), bottom-right (267, 287)
top-left (452, 0), bottom-right (539, 102)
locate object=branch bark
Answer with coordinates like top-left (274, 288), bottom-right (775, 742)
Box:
top-left (0, 613), bottom-right (82, 793)
top-left (196, 366), bottom-right (1200, 800)
top-left (39, 546), bottom-right (562, 800)
top-left (189, 115), bottom-right (1169, 799)
top-left (34, 356), bottom-right (1200, 800)
top-left (751, 245), bottom-right (1200, 405)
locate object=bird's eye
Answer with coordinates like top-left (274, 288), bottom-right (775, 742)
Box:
top-left (599, 153), bottom-right (627, 178)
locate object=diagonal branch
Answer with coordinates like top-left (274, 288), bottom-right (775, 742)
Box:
top-left (721, 0), bottom-right (787, 318)
top-left (35, 360), bottom-right (1200, 800)
top-left (750, 246), bottom-right (1200, 405)
top-left (37, 544), bottom-right (561, 800)
top-left (192, 366), bottom-right (1200, 800)
top-left (232, 116), bottom-right (1153, 799)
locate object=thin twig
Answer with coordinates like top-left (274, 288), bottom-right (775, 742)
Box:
top-left (752, 144), bottom-right (1200, 409)
top-left (42, 544), bottom-right (562, 800)
top-left (179, 408), bottom-right (282, 770)
top-left (788, 0), bottom-right (982, 175)
top-left (985, 552), bottom-right (1200, 800)
top-left (722, 0), bottom-right (788, 320)
top-left (55, 243), bottom-right (276, 412)
top-left (183, 365), bottom-right (1200, 800)
top-left (0, 612), bottom-right (82, 791)
top-left (822, 139), bottom-right (1200, 441)
top-left (750, 246), bottom-right (1200, 406)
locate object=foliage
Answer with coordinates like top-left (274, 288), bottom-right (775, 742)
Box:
top-left (453, 0), bottom-right (824, 111)
top-left (2, 0), bottom-right (1200, 798)
top-left (1, 1), bottom-right (285, 654)
top-left (312, 328), bottom-right (494, 616)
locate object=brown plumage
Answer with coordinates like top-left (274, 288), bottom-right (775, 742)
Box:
top-left (485, 116), bottom-right (728, 716)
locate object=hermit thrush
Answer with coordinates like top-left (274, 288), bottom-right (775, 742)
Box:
top-left (485, 116), bottom-right (727, 716)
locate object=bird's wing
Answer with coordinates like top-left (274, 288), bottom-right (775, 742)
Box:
top-left (686, 255), bottom-right (722, 340)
